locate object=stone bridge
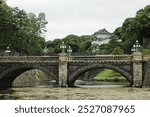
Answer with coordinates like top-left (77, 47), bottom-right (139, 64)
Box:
top-left (0, 52), bottom-right (150, 88)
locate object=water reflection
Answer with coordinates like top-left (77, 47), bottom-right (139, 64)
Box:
top-left (0, 81), bottom-right (150, 100)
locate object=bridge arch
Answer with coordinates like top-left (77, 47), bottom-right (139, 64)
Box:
top-left (0, 64), bottom-right (57, 88)
top-left (68, 63), bottom-right (133, 87)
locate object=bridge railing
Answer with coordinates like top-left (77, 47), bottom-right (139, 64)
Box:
top-left (143, 56), bottom-right (150, 61)
top-left (0, 55), bottom-right (133, 62)
top-left (0, 56), bottom-right (59, 62)
top-left (71, 55), bottom-right (132, 61)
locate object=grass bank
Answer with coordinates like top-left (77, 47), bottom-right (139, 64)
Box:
top-left (93, 69), bottom-right (126, 82)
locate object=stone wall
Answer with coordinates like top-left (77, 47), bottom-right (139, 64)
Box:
top-left (143, 62), bottom-right (150, 87)
top-left (12, 69), bottom-right (49, 86)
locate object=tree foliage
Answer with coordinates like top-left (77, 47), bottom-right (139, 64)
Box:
top-left (46, 35), bottom-right (92, 54)
top-left (0, 1), bottom-right (47, 55)
top-left (113, 5), bottom-right (150, 54)
top-left (111, 47), bottom-right (124, 55)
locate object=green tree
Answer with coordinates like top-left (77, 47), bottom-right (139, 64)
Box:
top-left (63, 35), bottom-right (80, 53)
top-left (79, 35), bottom-right (92, 53)
top-left (47, 39), bottom-right (62, 53)
top-left (113, 5), bottom-right (150, 54)
top-left (46, 34), bottom-right (92, 54)
top-left (0, 0), bottom-right (15, 49)
top-left (111, 47), bottom-right (124, 55)
top-left (99, 44), bottom-right (113, 54)
top-left (0, 1), bottom-right (47, 55)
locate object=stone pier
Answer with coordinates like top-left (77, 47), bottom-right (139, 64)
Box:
top-left (58, 53), bottom-right (68, 87)
top-left (132, 52), bottom-right (143, 87)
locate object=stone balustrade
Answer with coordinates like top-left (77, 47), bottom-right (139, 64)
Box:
top-left (71, 55), bottom-right (132, 61)
top-left (0, 55), bottom-right (132, 63)
top-left (143, 56), bottom-right (150, 61)
top-left (0, 56), bottom-right (59, 62)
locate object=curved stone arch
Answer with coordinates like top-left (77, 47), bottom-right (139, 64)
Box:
top-left (0, 64), bottom-right (57, 88)
top-left (68, 63), bottom-right (133, 86)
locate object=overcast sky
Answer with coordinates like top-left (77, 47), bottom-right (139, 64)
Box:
top-left (7, 0), bottom-right (150, 41)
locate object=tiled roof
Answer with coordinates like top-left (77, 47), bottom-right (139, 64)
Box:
top-left (93, 28), bottom-right (110, 35)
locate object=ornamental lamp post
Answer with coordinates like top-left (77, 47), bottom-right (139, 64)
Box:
top-left (60, 41), bottom-right (66, 53)
top-left (5, 46), bottom-right (11, 56)
top-left (131, 40), bottom-right (141, 52)
top-left (67, 46), bottom-right (72, 55)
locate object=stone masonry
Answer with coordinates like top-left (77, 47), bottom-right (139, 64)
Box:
top-left (0, 52), bottom-right (150, 88)
top-left (132, 52), bottom-right (143, 87)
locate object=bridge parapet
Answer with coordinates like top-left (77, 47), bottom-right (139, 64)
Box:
top-left (0, 56), bottom-right (59, 62)
top-left (143, 56), bottom-right (150, 61)
top-left (71, 55), bottom-right (132, 61)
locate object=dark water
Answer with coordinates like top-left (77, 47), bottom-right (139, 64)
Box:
top-left (0, 81), bottom-right (150, 100)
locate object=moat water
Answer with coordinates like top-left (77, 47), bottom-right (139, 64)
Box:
top-left (0, 81), bottom-right (150, 100)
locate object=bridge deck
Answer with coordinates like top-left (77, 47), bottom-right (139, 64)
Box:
top-left (71, 55), bottom-right (132, 61)
top-left (0, 56), bottom-right (59, 62)
top-left (0, 55), bottom-right (133, 63)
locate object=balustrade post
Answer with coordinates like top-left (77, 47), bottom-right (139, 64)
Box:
top-left (132, 52), bottom-right (143, 87)
top-left (58, 53), bottom-right (69, 87)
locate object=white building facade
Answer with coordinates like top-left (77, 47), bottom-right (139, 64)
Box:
top-left (92, 28), bottom-right (112, 45)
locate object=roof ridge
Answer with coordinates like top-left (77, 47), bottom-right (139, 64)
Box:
top-left (93, 28), bottom-right (110, 35)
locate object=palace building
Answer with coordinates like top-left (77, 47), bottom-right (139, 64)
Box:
top-left (92, 28), bottom-right (112, 45)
